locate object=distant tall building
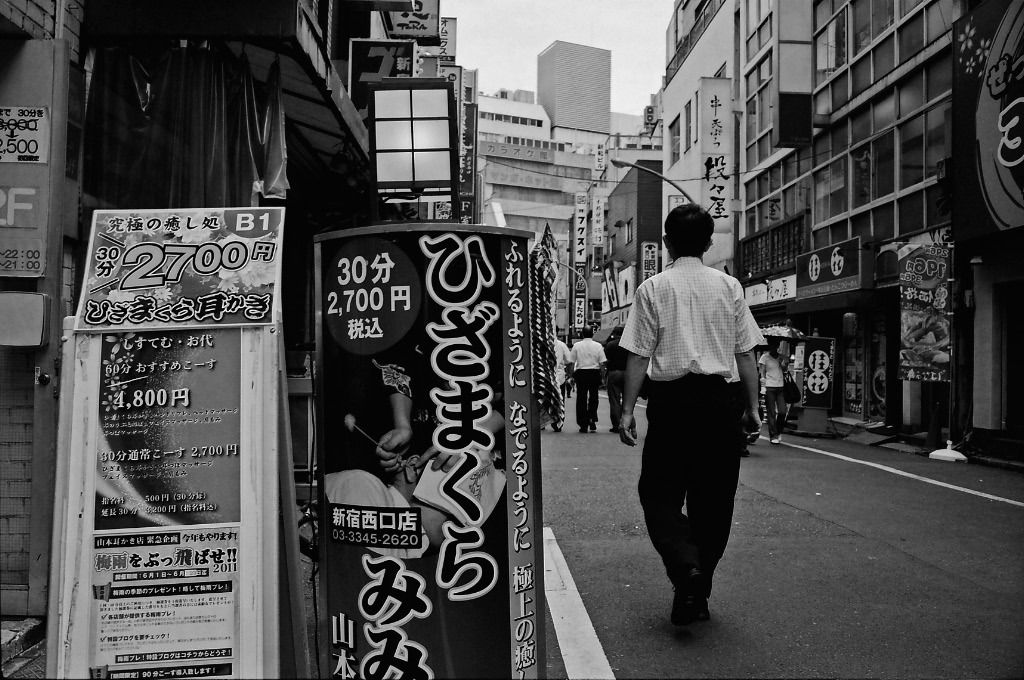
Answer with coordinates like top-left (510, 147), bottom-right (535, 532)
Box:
top-left (537, 41), bottom-right (611, 134)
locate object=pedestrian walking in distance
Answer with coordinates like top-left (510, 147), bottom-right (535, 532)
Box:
top-left (618, 204), bottom-right (764, 626)
top-left (552, 336), bottom-right (572, 432)
top-left (605, 331), bottom-right (628, 432)
top-left (569, 326), bottom-right (607, 433)
top-left (759, 342), bottom-right (790, 444)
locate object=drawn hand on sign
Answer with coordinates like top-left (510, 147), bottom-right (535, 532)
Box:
top-left (375, 393), bottom-right (415, 474)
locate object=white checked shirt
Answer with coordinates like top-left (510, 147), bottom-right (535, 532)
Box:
top-left (620, 257), bottom-right (764, 380)
top-left (569, 338), bottom-right (607, 371)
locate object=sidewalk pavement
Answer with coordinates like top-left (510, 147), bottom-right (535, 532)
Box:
top-left (4, 414), bottom-right (1020, 679)
top-left (1, 618), bottom-right (45, 679)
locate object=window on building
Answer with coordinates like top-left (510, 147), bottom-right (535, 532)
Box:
top-left (684, 102), bottom-right (692, 151)
top-left (899, 113), bottom-right (925, 187)
top-left (814, 7), bottom-right (847, 85)
top-left (669, 116), bottom-right (681, 165)
top-left (694, 0), bottom-right (711, 27)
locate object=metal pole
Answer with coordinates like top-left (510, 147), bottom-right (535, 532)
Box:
top-left (609, 158), bottom-right (699, 206)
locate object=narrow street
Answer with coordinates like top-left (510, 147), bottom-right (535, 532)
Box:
top-left (6, 390), bottom-right (1023, 679)
top-left (541, 393), bottom-right (1024, 679)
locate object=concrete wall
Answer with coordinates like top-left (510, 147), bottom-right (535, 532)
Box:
top-left (660, 2), bottom-right (735, 272)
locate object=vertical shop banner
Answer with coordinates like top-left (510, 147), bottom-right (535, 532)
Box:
top-left (591, 195), bottom-right (605, 248)
top-left (801, 336), bottom-right (835, 410)
top-left (897, 243), bottom-right (951, 381)
top-left (641, 241), bottom-right (659, 282)
top-left (76, 208), bottom-right (284, 331)
top-left (573, 193), bottom-right (588, 331)
top-left (458, 103), bottom-right (478, 224)
top-left (699, 78), bottom-right (733, 230)
top-left (315, 224), bottom-right (543, 679)
top-left (436, 17), bottom-right (457, 63)
top-left (348, 39), bottom-right (416, 119)
top-left (951, 0), bottom-right (1024, 238)
top-left (54, 206), bottom-right (287, 679)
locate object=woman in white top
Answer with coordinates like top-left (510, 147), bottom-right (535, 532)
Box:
top-left (758, 343), bottom-right (790, 444)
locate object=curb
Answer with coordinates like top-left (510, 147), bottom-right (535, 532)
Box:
top-left (968, 455), bottom-right (1024, 474)
top-left (0, 618), bottom-right (44, 665)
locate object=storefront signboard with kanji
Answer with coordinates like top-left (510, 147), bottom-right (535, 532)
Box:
top-left (801, 336), bottom-right (836, 410)
top-left (51, 207), bottom-right (293, 679)
top-left (314, 223), bottom-right (544, 679)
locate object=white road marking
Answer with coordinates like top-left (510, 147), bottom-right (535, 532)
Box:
top-left (543, 527), bottom-right (616, 680)
top-left (772, 437), bottom-right (1024, 508)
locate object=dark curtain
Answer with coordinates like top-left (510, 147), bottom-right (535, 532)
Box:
top-left (84, 44), bottom-right (288, 211)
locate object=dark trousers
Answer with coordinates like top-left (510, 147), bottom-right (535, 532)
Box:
top-left (574, 368), bottom-right (601, 430)
top-left (607, 369), bottom-right (625, 429)
top-left (638, 374), bottom-right (743, 596)
top-left (764, 386), bottom-right (788, 438)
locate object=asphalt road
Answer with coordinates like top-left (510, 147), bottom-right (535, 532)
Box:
top-left (541, 393), bottom-right (1024, 679)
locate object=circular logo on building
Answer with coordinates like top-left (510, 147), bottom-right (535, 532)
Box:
top-left (808, 254), bottom-right (821, 281)
top-left (808, 350), bottom-right (831, 372)
top-left (830, 247), bottom-right (845, 277)
top-left (807, 370), bottom-right (830, 394)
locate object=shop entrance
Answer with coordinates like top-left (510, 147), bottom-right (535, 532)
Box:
top-left (1003, 281), bottom-right (1024, 434)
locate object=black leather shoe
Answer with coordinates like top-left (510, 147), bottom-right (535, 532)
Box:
top-left (671, 567), bottom-right (708, 626)
top-left (696, 598), bottom-right (710, 622)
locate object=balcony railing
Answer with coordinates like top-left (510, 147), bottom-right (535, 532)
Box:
top-left (665, 0), bottom-right (728, 84)
top-left (739, 212), bottom-right (808, 278)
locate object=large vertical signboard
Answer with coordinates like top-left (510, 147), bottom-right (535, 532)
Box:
top-left (897, 243), bottom-right (951, 381)
top-left (801, 336), bottom-right (836, 410)
top-left (951, 0), bottom-right (1024, 239)
top-left (53, 207), bottom-right (286, 679)
top-left (314, 224), bottom-right (544, 679)
top-left (573, 192), bottom-right (588, 331)
top-left (699, 78), bottom-right (734, 231)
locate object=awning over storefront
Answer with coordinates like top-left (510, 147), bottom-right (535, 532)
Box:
top-left (786, 290), bottom-right (876, 315)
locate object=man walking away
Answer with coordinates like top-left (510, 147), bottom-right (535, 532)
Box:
top-left (758, 342), bottom-right (789, 444)
top-left (604, 332), bottom-right (628, 432)
top-left (552, 336), bottom-right (572, 432)
top-left (618, 204), bottom-right (763, 627)
top-left (569, 326), bottom-right (607, 433)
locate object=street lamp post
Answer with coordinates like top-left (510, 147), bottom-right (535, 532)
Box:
top-left (609, 158), bottom-right (699, 206)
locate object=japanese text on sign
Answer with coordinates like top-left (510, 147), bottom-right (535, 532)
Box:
top-left (78, 208), bottom-right (284, 330)
top-left (0, 106), bottom-right (49, 163)
top-left (699, 79), bottom-right (734, 224)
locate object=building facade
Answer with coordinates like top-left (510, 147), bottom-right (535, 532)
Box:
top-left (661, 0), bottom-right (738, 275)
top-left (0, 0), bottom-right (429, 616)
top-left (537, 41), bottom-right (611, 136)
top-left (601, 159), bottom-right (665, 329)
top-left (734, 0), bottom-right (960, 431)
top-left (950, 0), bottom-right (1024, 461)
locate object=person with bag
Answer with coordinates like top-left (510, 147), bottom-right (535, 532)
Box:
top-left (758, 341), bottom-right (791, 444)
top-left (618, 204), bottom-right (763, 627)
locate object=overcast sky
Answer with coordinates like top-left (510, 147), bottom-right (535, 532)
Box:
top-left (442, 0), bottom-right (672, 115)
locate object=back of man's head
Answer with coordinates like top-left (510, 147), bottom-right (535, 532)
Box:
top-left (664, 204), bottom-right (714, 258)
top-left (582, 326), bottom-right (594, 338)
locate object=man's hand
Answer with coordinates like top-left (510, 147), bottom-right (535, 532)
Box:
top-left (376, 426), bottom-right (412, 473)
top-left (741, 409), bottom-right (761, 438)
top-left (619, 412), bottom-right (639, 446)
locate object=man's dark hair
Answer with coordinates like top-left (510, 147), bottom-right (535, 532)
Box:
top-left (664, 204), bottom-right (714, 257)
top-left (582, 326), bottom-right (594, 338)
